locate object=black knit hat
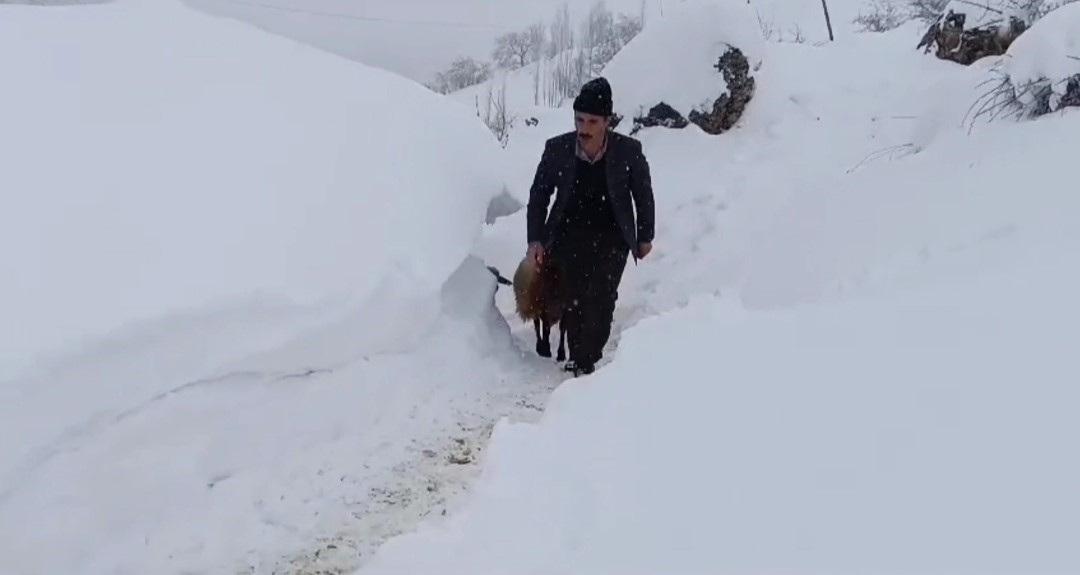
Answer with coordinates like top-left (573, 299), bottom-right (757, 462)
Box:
top-left (573, 77), bottom-right (613, 117)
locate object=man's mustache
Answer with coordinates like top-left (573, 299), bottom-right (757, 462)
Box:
top-left (577, 132), bottom-right (592, 140)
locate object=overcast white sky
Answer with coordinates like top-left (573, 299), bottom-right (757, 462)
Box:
top-left (187, 0), bottom-right (662, 83)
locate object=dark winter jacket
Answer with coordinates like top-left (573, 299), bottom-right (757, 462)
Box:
top-left (526, 131), bottom-right (655, 259)
top-left (560, 150), bottom-right (621, 237)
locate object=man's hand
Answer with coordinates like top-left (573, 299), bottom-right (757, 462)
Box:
top-left (637, 242), bottom-right (653, 259)
top-left (527, 242), bottom-right (545, 268)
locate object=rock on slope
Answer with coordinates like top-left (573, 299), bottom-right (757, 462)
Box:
top-left (602, 0), bottom-right (765, 135)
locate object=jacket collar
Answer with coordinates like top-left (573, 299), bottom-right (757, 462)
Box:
top-left (575, 132), bottom-right (609, 164)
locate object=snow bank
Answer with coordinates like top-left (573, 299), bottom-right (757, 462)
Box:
top-left (741, 112), bottom-right (1080, 310)
top-left (0, 250), bottom-right (542, 575)
top-left (0, 2), bottom-right (533, 572)
top-left (1001, 1), bottom-right (1080, 110)
top-left (601, 0), bottom-right (765, 122)
top-left (357, 28), bottom-right (1080, 573)
top-left (367, 259), bottom-right (1080, 575)
top-left (0, 0), bottom-right (506, 381)
top-left (359, 120), bottom-right (1080, 575)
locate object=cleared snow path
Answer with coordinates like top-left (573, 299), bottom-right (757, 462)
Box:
top-left (0, 259), bottom-right (575, 575)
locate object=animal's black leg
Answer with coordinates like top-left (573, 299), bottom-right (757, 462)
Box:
top-left (534, 317), bottom-right (551, 357)
top-left (556, 322), bottom-right (566, 362)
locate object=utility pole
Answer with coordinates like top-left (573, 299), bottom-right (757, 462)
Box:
top-left (821, 0), bottom-right (835, 41)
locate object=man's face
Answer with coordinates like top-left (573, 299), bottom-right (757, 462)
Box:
top-left (575, 112), bottom-right (610, 146)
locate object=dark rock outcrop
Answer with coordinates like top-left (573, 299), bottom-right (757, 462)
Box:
top-left (687, 46), bottom-right (755, 134)
top-left (631, 102), bottom-right (690, 133)
top-left (628, 45), bottom-right (755, 136)
top-left (1061, 76), bottom-right (1080, 109)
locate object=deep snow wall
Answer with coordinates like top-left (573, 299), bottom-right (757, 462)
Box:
top-left (0, 0), bottom-right (508, 381)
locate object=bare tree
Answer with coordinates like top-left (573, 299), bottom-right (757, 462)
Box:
top-left (529, 21), bottom-right (547, 105)
top-left (907, 0), bottom-right (950, 23)
top-left (579, 1), bottom-right (643, 76)
top-left (431, 56), bottom-right (492, 94)
top-left (615, 12), bottom-right (645, 44)
top-left (545, 51), bottom-right (578, 106)
top-left (492, 31), bottom-right (533, 69)
top-left (526, 22), bottom-right (547, 59)
top-left (579, 1), bottom-right (613, 75)
top-left (477, 82), bottom-right (515, 148)
top-left (853, 0), bottom-right (908, 31)
top-left (532, 0), bottom-right (645, 106)
top-left (547, 2), bottom-right (574, 58)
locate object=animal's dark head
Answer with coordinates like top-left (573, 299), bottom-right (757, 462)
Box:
top-left (487, 265), bottom-right (512, 286)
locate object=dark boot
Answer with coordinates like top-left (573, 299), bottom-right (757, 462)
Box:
top-left (570, 238), bottom-right (628, 368)
top-left (562, 360), bottom-right (595, 376)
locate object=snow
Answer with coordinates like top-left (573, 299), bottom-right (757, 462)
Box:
top-left (0, 251), bottom-right (554, 575)
top-left (358, 3), bottom-right (1080, 574)
top-left (374, 200), bottom-right (1080, 562)
top-left (746, 0), bottom-right (870, 42)
top-left (363, 262), bottom-right (1080, 574)
top-left (185, 0), bottom-right (665, 84)
top-left (602, 0), bottom-right (766, 122)
top-left (0, 0), bottom-right (506, 381)
top-left (937, 0), bottom-right (1025, 29)
top-left (1001, 1), bottom-right (1080, 106)
top-left (0, 1), bottom-right (561, 574)
top-left (5, 0), bottom-right (1080, 572)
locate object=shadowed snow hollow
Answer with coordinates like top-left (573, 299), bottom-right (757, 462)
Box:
top-left (0, 0), bottom-right (507, 381)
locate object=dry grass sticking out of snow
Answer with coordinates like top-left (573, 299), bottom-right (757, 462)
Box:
top-left (1000, 2), bottom-right (1080, 114)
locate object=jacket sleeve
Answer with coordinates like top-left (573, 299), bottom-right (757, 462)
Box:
top-left (526, 140), bottom-right (557, 245)
top-left (628, 139), bottom-right (655, 244)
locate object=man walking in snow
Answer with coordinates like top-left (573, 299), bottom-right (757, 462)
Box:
top-left (525, 77), bottom-right (655, 376)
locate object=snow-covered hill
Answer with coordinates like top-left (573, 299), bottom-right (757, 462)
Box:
top-left (3, 0), bottom-right (1079, 573)
top-left (183, 0), bottom-right (663, 84)
top-left (450, 0), bottom-right (871, 121)
top-left (359, 0), bottom-right (1080, 573)
top-left (0, 1), bottom-right (551, 573)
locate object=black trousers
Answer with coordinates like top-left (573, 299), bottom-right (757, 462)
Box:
top-left (550, 228), bottom-right (629, 368)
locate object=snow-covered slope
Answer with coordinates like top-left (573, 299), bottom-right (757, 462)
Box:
top-left (0, 0), bottom-right (507, 380)
top-left (5, 0), bottom-right (1079, 572)
top-left (358, 1), bottom-right (1080, 573)
top-left (183, 0), bottom-right (664, 84)
top-left (0, 1), bottom-right (557, 574)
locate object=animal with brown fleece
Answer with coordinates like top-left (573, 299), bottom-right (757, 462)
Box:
top-left (512, 255), bottom-right (567, 361)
